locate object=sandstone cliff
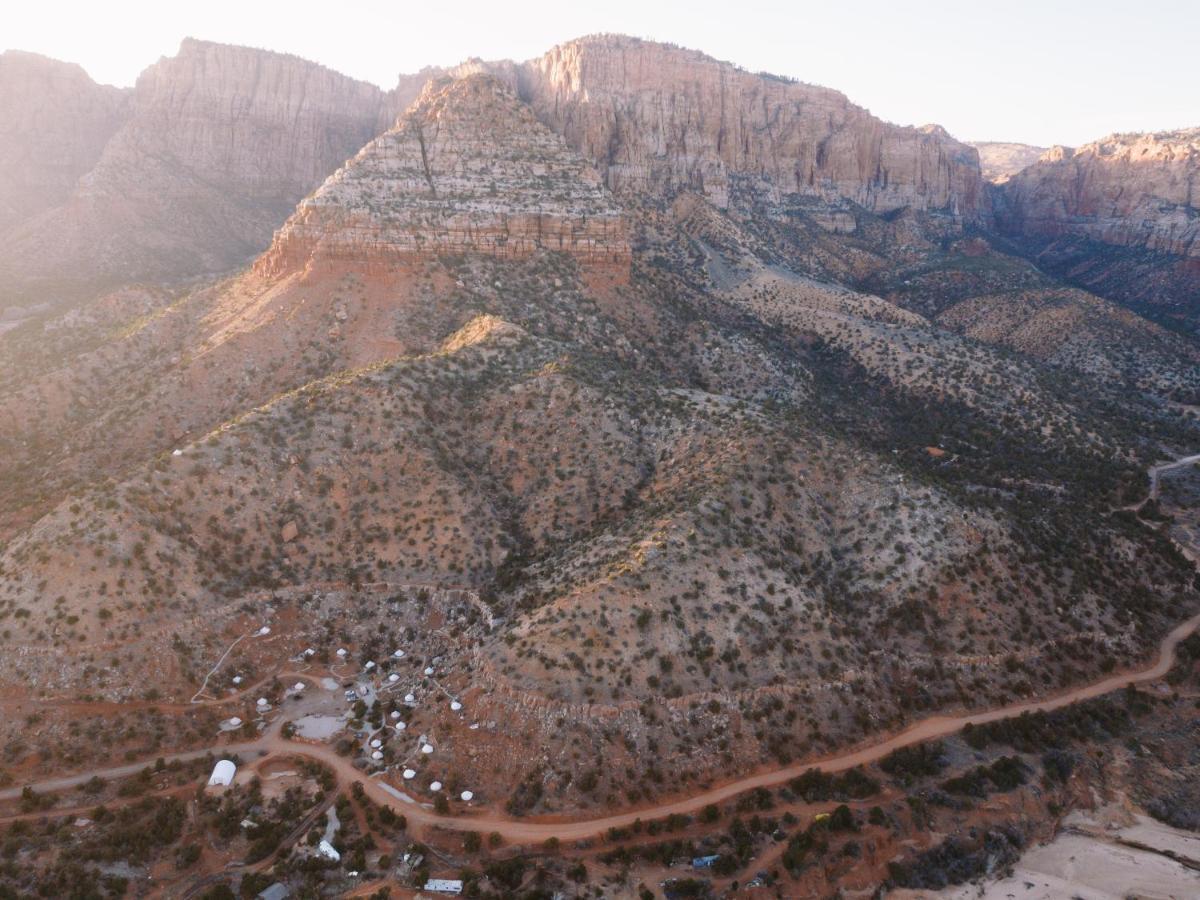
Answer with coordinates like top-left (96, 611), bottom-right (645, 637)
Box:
top-left (971, 141), bottom-right (1047, 183)
top-left (992, 129), bottom-right (1200, 327)
top-left (510, 35), bottom-right (984, 218)
top-left (996, 130), bottom-right (1200, 258)
top-left (0, 51), bottom-right (128, 234)
top-left (259, 74), bottom-right (630, 278)
top-left (0, 39), bottom-right (393, 297)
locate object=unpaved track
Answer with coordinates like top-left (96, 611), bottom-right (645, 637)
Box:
top-left (1149, 453), bottom-right (1200, 500)
top-left (6, 610), bottom-right (1199, 843)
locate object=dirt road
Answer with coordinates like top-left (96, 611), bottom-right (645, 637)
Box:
top-left (1149, 453), bottom-right (1200, 500)
top-left (7, 609), bottom-right (1198, 843)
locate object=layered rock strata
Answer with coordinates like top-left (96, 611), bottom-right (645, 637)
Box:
top-left (258, 74), bottom-right (630, 277)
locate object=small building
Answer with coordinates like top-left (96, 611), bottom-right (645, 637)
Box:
top-left (692, 854), bottom-right (720, 869)
top-left (256, 883), bottom-right (289, 900)
top-left (318, 839), bottom-right (340, 862)
top-left (423, 880), bottom-right (463, 895)
top-left (207, 759), bottom-right (236, 787)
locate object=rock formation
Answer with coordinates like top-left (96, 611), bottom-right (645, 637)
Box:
top-left (992, 129), bottom-right (1200, 328)
top-left (511, 35), bottom-right (984, 218)
top-left (0, 39), bottom-right (394, 297)
top-left (0, 51), bottom-right (128, 234)
top-left (259, 74), bottom-right (630, 278)
top-left (0, 34), bottom-right (989, 302)
top-left (971, 141), bottom-right (1047, 183)
top-left (996, 130), bottom-right (1199, 258)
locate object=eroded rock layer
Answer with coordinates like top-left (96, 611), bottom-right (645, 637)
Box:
top-left (0, 39), bottom-right (394, 295)
top-left (259, 75), bottom-right (630, 277)
top-left (513, 35), bottom-right (984, 217)
top-left (997, 130), bottom-right (1200, 258)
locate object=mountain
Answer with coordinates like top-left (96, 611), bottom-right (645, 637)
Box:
top-left (513, 35), bottom-right (985, 218)
top-left (0, 39), bottom-right (394, 304)
top-left (993, 129), bottom-right (1200, 331)
top-left (259, 74), bottom-right (630, 278)
top-left (0, 34), bottom-right (987, 311)
top-left (3, 57), bottom-right (1199, 807)
top-left (971, 140), bottom-right (1047, 183)
top-left (0, 51), bottom-right (128, 234)
top-left (1, 34), bottom-right (1199, 899)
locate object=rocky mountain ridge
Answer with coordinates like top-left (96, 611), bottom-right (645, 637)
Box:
top-left (0, 51), bottom-right (128, 234)
top-left (996, 130), bottom-right (1200, 258)
top-left (258, 74), bottom-right (630, 279)
top-left (0, 34), bottom-right (986, 306)
top-left (511, 35), bottom-right (985, 218)
top-left (991, 129), bottom-right (1200, 329)
top-left (0, 39), bottom-right (395, 300)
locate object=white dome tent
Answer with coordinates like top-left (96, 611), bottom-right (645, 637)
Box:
top-left (207, 759), bottom-right (236, 787)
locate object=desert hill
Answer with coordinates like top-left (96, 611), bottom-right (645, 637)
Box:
top-left (0, 37), bottom-right (1198, 832)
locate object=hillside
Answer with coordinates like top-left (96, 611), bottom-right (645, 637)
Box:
top-left (0, 36), bottom-right (1199, 900)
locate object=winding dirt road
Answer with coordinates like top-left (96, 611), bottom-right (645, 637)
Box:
top-left (6, 609), bottom-right (1199, 843)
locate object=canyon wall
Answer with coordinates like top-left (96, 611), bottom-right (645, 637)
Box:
top-left (993, 130), bottom-right (1200, 328)
top-left (971, 141), bottom-right (1048, 184)
top-left (512, 35), bottom-right (985, 218)
top-left (0, 51), bottom-right (128, 234)
top-left (0, 39), bottom-right (394, 298)
top-left (996, 130), bottom-right (1199, 258)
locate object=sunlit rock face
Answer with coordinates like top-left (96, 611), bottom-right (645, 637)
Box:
top-left (996, 130), bottom-right (1200, 259)
top-left (511, 35), bottom-right (985, 218)
top-left (259, 74), bottom-right (630, 279)
top-left (990, 129), bottom-right (1200, 327)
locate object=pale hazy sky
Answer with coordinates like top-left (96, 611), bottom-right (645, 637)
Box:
top-left (6, 0), bottom-right (1197, 147)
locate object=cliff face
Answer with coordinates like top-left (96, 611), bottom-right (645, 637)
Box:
top-left (0, 51), bottom-right (128, 234)
top-left (971, 141), bottom-right (1048, 184)
top-left (992, 130), bottom-right (1200, 328)
top-left (259, 74), bottom-right (629, 278)
top-left (0, 39), bottom-right (393, 296)
top-left (0, 34), bottom-right (988, 301)
top-left (510, 36), bottom-right (984, 218)
top-left (996, 130), bottom-right (1200, 258)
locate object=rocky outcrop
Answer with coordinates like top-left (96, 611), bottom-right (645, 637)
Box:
top-left (996, 130), bottom-right (1200, 258)
top-left (508, 35), bottom-right (984, 218)
top-left (971, 141), bottom-right (1048, 183)
top-left (258, 74), bottom-right (630, 278)
top-left (0, 39), bottom-right (393, 297)
top-left (0, 51), bottom-right (128, 234)
top-left (992, 130), bottom-right (1200, 329)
